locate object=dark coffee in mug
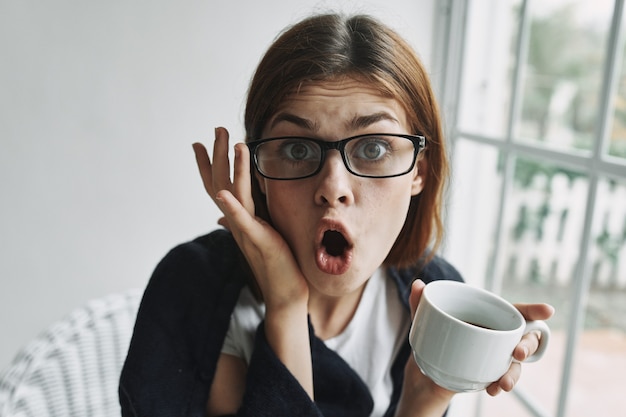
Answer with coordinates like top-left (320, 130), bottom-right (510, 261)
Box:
top-left (463, 321), bottom-right (495, 330)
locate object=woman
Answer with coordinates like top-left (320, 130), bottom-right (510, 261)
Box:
top-left (119, 13), bottom-right (553, 417)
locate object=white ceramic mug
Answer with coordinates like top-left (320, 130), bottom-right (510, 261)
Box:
top-left (408, 280), bottom-right (550, 392)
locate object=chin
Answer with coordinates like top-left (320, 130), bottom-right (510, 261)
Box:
top-left (307, 267), bottom-right (371, 297)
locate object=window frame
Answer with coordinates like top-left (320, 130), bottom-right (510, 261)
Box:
top-left (432, 1), bottom-right (626, 416)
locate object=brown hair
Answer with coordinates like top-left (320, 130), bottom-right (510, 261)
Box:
top-left (244, 13), bottom-right (448, 268)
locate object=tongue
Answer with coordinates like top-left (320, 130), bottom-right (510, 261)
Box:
top-left (316, 247), bottom-right (351, 275)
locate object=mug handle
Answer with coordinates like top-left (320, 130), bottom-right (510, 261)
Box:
top-left (520, 320), bottom-right (551, 363)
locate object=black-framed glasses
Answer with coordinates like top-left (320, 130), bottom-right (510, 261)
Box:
top-left (247, 133), bottom-right (425, 180)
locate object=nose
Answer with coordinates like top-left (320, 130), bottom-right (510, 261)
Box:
top-left (314, 151), bottom-right (355, 206)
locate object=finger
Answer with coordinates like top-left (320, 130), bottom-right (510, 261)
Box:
top-left (500, 361), bottom-right (521, 393)
top-left (217, 216), bottom-right (231, 230)
top-left (513, 329), bottom-right (542, 362)
top-left (215, 190), bottom-right (258, 238)
top-left (192, 142), bottom-right (216, 197)
top-left (486, 361), bottom-right (521, 396)
top-left (212, 127), bottom-right (233, 193)
top-left (513, 303), bottom-right (555, 321)
top-left (233, 143), bottom-right (255, 215)
top-left (409, 279), bottom-right (426, 318)
top-left (486, 381), bottom-right (501, 397)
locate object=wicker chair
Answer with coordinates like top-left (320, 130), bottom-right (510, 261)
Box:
top-left (0, 289), bottom-right (142, 417)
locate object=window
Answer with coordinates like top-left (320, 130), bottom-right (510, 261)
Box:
top-left (434, 1), bottom-right (626, 416)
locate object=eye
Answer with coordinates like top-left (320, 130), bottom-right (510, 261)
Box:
top-left (284, 141), bottom-right (313, 160)
top-left (353, 138), bottom-right (391, 161)
top-left (362, 141), bottom-right (384, 159)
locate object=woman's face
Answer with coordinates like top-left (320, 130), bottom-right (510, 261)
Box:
top-left (257, 78), bottom-right (424, 298)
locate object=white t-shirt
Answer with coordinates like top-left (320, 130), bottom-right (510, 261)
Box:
top-left (221, 268), bottom-right (410, 417)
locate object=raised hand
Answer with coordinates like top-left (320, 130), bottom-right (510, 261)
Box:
top-left (193, 127), bottom-right (309, 303)
top-left (192, 127), bottom-right (313, 397)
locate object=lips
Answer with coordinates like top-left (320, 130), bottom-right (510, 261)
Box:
top-left (315, 219), bottom-right (353, 275)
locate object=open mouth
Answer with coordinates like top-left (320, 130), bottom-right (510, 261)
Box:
top-left (316, 225), bottom-right (353, 275)
top-left (322, 230), bottom-right (349, 257)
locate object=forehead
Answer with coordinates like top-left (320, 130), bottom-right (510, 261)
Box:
top-left (266, 78), bottom-right (409, 134)
top-left (279, 78), bottom-right (400, 110)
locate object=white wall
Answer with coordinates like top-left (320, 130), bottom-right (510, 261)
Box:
top-left (0, 0), bottom-right (436, 370)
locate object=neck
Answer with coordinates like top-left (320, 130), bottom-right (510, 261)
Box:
top-left (307, 281), bottom-right (368, 340)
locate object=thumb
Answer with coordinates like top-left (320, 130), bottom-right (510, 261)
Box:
top-left (217, 216), bottom-right (231, 230)
top-left (409, 279), bottom-right (426, 318)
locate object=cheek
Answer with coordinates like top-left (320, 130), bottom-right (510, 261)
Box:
top-left (361, 182), bottom-right (414, 228)
top-left (263, 184), bottom-right (309, 232)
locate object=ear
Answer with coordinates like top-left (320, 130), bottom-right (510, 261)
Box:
top-left (410, 159), bottom-right (426, 196)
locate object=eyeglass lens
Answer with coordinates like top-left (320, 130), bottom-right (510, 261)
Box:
top-left (253, 135), bottom-right (417, 179)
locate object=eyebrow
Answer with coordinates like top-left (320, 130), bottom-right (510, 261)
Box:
top-left (348, 112), bottom-right (400, 130)
top-left (269, 113), bottom-right (318, 131)
top-left (269, 111), bottom-right (399, 133)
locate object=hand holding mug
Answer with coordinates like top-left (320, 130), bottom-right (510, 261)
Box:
top-left (409, 280), bottom-right (552, 393)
